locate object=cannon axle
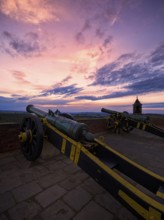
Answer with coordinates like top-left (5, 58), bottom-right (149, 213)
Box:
top-left (19, 130), bottom-right (32, 143)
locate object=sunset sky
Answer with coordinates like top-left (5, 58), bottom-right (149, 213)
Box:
top-left (0, 0), bottom-right (164, 113)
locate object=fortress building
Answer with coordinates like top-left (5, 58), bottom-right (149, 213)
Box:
top-left (133, 97), bottom-right (142, 114)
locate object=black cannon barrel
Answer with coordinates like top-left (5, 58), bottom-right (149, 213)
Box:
top-left (101, 107), bottom-right (149, 122)
top-left (26, 105), bottom-right (47, 118)
top-left (101, 108), bottom-right (121, 115)
top-left (26, 105), bottom-right (94, 142)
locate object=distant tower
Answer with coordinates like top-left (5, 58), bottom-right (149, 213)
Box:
top-left (133, 96), bottom-right (142, 114)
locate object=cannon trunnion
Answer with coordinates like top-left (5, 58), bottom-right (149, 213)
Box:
top-left (19, 105), bottom-right (164, 220)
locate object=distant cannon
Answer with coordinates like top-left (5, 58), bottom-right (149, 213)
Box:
top-left (101, 108), bottom-right (164, 138)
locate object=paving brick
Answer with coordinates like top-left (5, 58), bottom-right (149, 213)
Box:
top-left (81, 178), bottom-right (104, 195)
top-left (37, 172), bottom-right (66, 188)
top-left (59, 171), bottom-right (88, 190)
top-left (45, 160), bottom-right (66, 171)
top-left (63, 163), bottom-right (80, 174)
top-left (18, 170), bottom-right (36, 184)
top-left (41, 200), bottom-right (75, 220)
top-left (63, 187), bottom-right (92, 211)
top-left (117, 207), bottom-right (138, 220)
top-left (73, 201), bottom-right (113, 220)
top-left (41, 140), bottom-right (60, 160)
top-left (0, 156), bottom-right (17, 166)
top-left (55, 153), bottom-right (67, 161)
top-left (14, 154), bottom-right (32, 169)
top-left (95, 192), bottom-right (121, 214)
top-left (0, 172), bottom-right (22, 194)
top-left (0, 214), bottom-right (8, 220)
top-left (31, 165), bottom-right (49, 178)
top-left (18, 164), bottom-right (49, 184)
top-left (35, 185), bottom-right (66, 208)
top-left (0, 192), bottom-right (15, 214)
top-left (8, 200), bottom-right (41, 220)
top-left (63, 157), bottom-right (73, 165)
top-left (0, 161), bottom-right (20, 173)
top-left (12, 182), bottom-right (42, 202)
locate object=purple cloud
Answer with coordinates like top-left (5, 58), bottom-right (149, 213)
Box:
top-left (1, 31), bottom-right (44, 57)
top-left (76, 44), bottom-right (164, 100)
top-left (41, 84), bottom-right (83, 97)
top-left (75, 32), bottom-right (85, 44)
top-left (149, 44), bottom-right (164, 66)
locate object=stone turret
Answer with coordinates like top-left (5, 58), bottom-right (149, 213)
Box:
top-left (133, 97), bottom-right (142, 114)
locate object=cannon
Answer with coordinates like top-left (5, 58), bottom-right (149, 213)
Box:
top-left (101, 108), bottom-right (164, 138)
top-left (19, 105), bottom-right (94, 161)
top-left (19, 105), bottom-right (164, 219)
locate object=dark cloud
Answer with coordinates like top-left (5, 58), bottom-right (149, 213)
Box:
top-left (51, 76), bottom-right (72, 88)
top-left (1, 31), bottom-right (44, 57)
top-left (42, 76), bottom-right (72, 93)
top-left (0, 96), bottom-right (26, 110)
top-left (78, 0), bottom-right (124, 26)
top-left (143, 102), bottom-right (164, 108)
top-left (82, 19), bottom-right (92, 32)
top-left (33, 99), bottom-right (69, 106)
top-left (0, 95), bottom-right (70, 111)
top-left (12, 70), bottom-right (31, 85)
top-left (25, 32), bottom-right (39, 40)
top-left (0, 96), bottom-right (14, 102)
top-left (61, 76), bottom-right (72, 84)
top-left (76, 74), bottom-right (164, 101)
top-left (149, 44), bottom-right (164, 66)
top-left (17, 97), bottom-right (29, 101)
top-left (126, 75), bottom-right (164, 93)
top-left (76, 95), bottom-right (98, 101)
top-left (74, 0), bottom-right (117, 50)
top-left (77, 44), bottom-right (164, 101)
top-left (95, 28), bottom-right (105, 38)
top-left (91, 48), bottom-right (163, 87)
top-left (3, 31), bottom-right (12, 38)
top-left (75, 32), bottom-right (85, 44)
top-left (103, 35), bottom-right (113, 48)
top-left (76, 91), bottom-right (132, 101)
top-left (41, 84), bottom-right (83, 97)
top-left (117, 53), bottom-right (137, 61)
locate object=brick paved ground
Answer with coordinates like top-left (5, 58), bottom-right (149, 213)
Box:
top-left (0, 141), bottom-right (138, 220)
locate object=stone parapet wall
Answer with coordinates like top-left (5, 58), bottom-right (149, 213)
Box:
top-left (0, 123), bottom-right (20, 153)
top-left (0, 118), bottom-right (108, 153)
top-left (0, 112), bottom-right (29, 123)
top-left (78, 118), bottom-right (108, 133)
top-left (149, 116), bottom-right (164, 128)
top-left (0, 114), bottom-right (163, 153)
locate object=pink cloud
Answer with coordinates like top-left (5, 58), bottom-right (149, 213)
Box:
top-left (12, 70), bottom-right (31, 85)
top-left (0, 0), bottom-right (59, 24)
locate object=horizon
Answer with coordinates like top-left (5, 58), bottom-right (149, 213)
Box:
top-left (0, 101), bottom-right (164, 114)
top-left (0, 0), bottom-right (164, 114)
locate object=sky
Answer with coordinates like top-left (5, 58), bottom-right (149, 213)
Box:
top-left (0, 0), bottom-right (164, 113)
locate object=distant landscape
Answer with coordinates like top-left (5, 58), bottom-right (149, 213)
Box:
top-left (0, 110), bottom-right (164, 127)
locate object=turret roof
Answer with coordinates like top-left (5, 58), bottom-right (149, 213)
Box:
top-left (133, 97), bottom-right (142, 105)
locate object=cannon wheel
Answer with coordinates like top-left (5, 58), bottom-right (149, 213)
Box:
top-left (107, 115), bottom-right (121, 134)
top-left (122, 119), bottom-right (134, 133)
top-left (19, 115), bottom-right (43, 161)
